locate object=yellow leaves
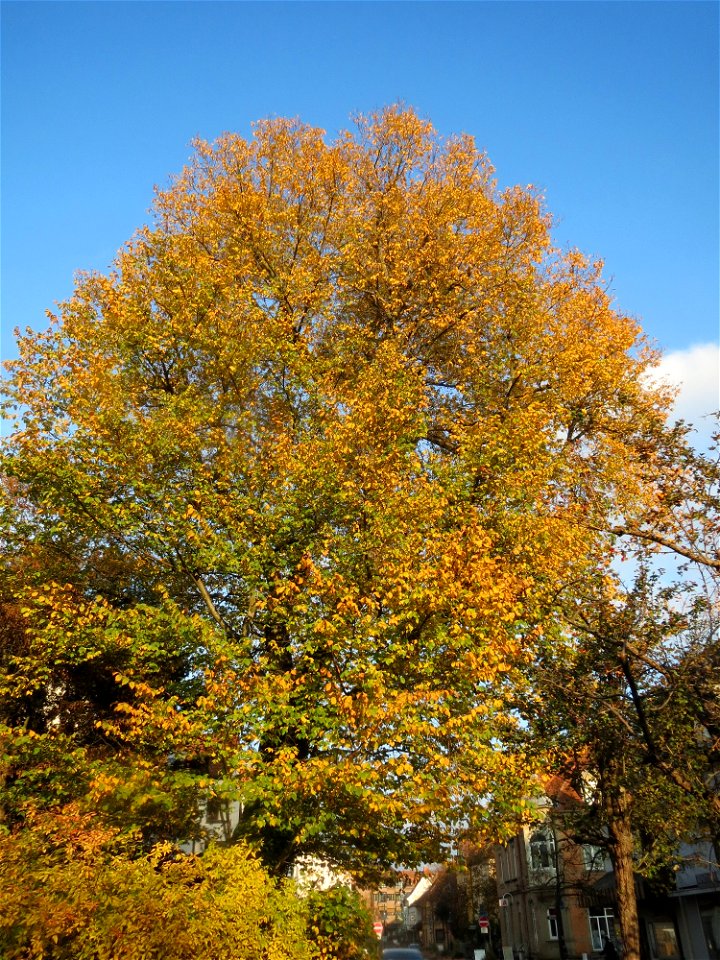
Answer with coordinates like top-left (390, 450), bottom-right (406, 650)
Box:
top-left (3, 822), bottom-right (315, 960)
top-left (335, 596), bottom-right (360, 618)
top-left (0, 104), bottom-right (678, 874)
top-left (312, 618), bottom-right (334, 636)
top-left (111, 674), bottom-right (158, 699)
top-left (388, 757), bottom-right (414, 778)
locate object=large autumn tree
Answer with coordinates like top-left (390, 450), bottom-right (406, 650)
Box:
top-left (0, 107), bottom-right (672, 878)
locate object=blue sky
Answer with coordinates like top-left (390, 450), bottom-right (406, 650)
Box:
top-left (2, 1), bottom-right (718, 428)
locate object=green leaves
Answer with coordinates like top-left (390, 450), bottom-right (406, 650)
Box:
top-left (304, 885), bottom-right (376, 960)
top-left (0, 823), bottom-right (314, 960)
top-left (0, 106), bottom-right (677, 877)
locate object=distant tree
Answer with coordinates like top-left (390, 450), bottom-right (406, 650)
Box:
top-left (432, 868), bottom-right (471, 944)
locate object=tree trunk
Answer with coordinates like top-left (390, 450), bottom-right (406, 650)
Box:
top-left (604, 787), bottom-right (641, 960)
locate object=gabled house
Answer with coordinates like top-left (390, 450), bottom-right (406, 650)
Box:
top-left (496, 776), bottom-right (621, 960)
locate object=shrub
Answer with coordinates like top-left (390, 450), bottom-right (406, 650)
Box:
top-left (0, 810), bottom-right (313, 960)
top-left (305, 885), bottom-right (377, 960)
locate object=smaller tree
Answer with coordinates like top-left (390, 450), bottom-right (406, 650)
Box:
top-left (305, 885), bottom-right (376, 960)
top-left (523, 561), bottom-right (717, 960)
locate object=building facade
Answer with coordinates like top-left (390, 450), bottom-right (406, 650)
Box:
top-left (495, 784), bottom-right (719, 960)
top-left (496, 824), bottom-right (612, 960)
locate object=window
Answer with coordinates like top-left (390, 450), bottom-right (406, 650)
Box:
top-left (582, 844), bottom-right (612, 873)
top-left (529, 828), bottom-right (556, 873)
top-left (547, 908), bottom-right (559, 940)
top-left (205, 796), bottom-right (222, 823)
top-left (511, 840), bottom-right (519, 878)
top-left (588, 907), bottom-right (616, 951)
top-left (648, 921), bottom-right (680, 959)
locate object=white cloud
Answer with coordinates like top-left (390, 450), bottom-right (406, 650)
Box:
top-left (652, 342), bottom-right (719, 447)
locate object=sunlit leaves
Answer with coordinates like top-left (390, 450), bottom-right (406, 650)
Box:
top-left (0, 812), bottom-right (313, 960)
top-left (0, 106), bottom-right (673, 874)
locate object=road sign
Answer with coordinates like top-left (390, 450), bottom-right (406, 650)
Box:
top-left (373, 922), bottom-right (384, 939)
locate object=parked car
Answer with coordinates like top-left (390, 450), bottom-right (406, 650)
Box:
top-left (382, 949), bottom-right (423, 960)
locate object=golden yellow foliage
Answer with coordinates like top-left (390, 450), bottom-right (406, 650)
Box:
top-left (0, 807), bottom-right (313, 960)
top-left (1, 106), bottom-right (672, 874)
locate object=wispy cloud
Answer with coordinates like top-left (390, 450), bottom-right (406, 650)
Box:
top-left (653, 342), bottom-right (719, 447)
